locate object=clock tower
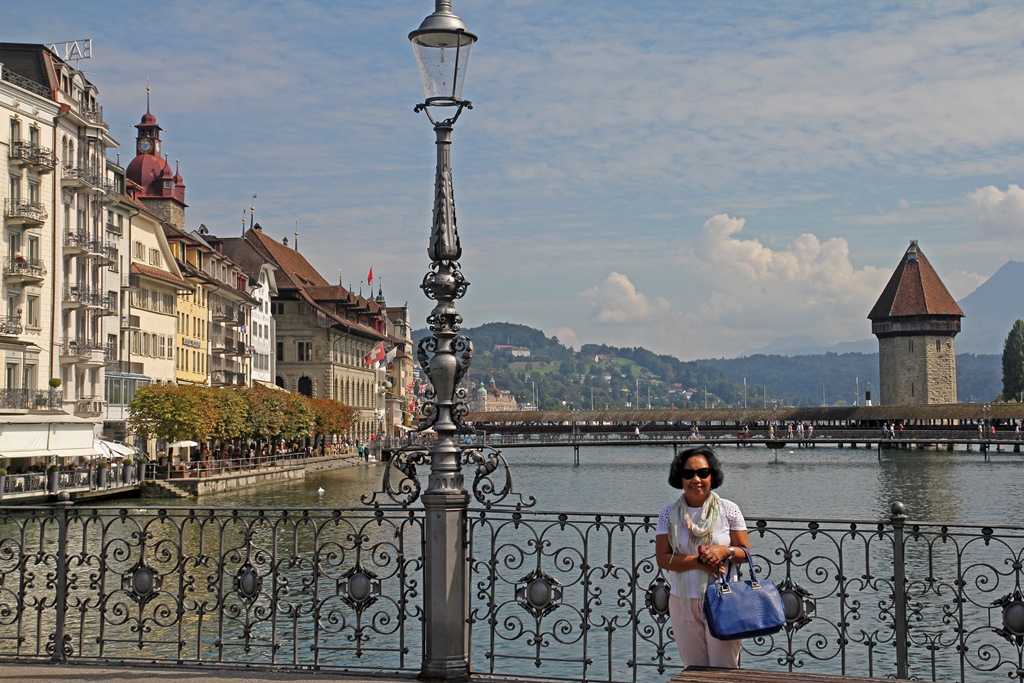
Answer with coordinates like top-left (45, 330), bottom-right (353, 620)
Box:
top-left (125, 87), bottom-right (187, 229)
top-left (134, 86), bottom-right (162, 157)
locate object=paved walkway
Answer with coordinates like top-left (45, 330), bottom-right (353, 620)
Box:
top-left (0, 662), bottom-right (417, 683)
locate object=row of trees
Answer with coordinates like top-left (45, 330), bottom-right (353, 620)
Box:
top-left (128, 384), bottom-right (358, 450)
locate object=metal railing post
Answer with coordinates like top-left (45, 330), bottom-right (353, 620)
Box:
top-left (50, 500), bottom-right (72, 662)
top-left (890, 501), bottom-right (909, 679)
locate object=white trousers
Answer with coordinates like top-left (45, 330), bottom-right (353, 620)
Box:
top-left (669, 595), bottom-right (741, 669)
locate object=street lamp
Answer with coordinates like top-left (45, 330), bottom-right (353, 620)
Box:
top-left (410, 2), bottom-right (477, 680)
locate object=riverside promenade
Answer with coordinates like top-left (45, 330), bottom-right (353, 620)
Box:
top-left (0, 662), bottom-right (415, 682)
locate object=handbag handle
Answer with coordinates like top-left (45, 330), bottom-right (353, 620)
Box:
top-left (716, 546), bottom-right (760, 594)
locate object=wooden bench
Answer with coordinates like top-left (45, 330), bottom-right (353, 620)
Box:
top-left (672, 667), bottom-right (922, 682)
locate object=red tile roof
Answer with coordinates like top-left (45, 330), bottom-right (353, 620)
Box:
top-left (868, 242), bottom-right (964, 320)
top-left (131, 262), bottom-right (192, 290)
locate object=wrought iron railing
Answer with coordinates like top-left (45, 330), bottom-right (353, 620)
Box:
top-left (9, 141), bottom-right (57, 170)
top-left (0, 67), bottom-right (50, 98)
top-left (0, 315), bottom-right (22, 336)
top-left (3, 198), bottom-right (47, 223)
top-left (0, 495), bottom-right (1021, 681)
top-left (0, 504), bottom-right (424, 672)
top-left (3, 257), bottom-right (47, 279)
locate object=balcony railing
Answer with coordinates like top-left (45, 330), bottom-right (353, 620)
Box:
top-left (74, 396), bottom-right (104, 416)
top-left (63, 230), bottom-right (92, 253)
top-left (80, 105), bottom-right (104, 125)
top-left (59, 337), bottom-right (92, 358)
top-left (3, 257), bottom-right (47, 281)
top-left (0, 67), bottom-right (50, 98)
top-left (89, 239), bottom-right (117, 263)
top-left (0, 388), bottom-right (61, 411)
top-left (212, 304), bottom-right (237, 322)
top-left (98, 291), bottom-right (118, 315)
top-left (0, 315), bottom-right (22, 336)
top-left (61, 166), bottom-right (103, 189)
top-left (3, 198), bottom-right (47, 225)
top-left (9, 141), bottom-right (57, 172)
top-left (63, 284), bottom-right (98, 308)
top-left (103, 341), bottom-right (118, 362)
top-left (105, 220), bottom-right (122, 236)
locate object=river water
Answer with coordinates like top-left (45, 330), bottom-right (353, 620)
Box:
top-left (198, 444), bottom-right (1024, 525)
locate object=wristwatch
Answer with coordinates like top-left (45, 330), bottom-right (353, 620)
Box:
top-left (728, 546), bottom-right (736, 560)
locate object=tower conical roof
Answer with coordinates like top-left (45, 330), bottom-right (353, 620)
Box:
top-left (868, 241), bottom-right (963, 320)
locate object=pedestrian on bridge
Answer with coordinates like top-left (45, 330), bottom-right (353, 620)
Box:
top-left (655, 446), bottom-right (750, 670)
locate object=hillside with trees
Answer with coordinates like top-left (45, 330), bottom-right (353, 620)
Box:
top-left (413, 322), bottom-right (1002, 409)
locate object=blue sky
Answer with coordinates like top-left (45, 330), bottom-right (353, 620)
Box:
top-left (13, 2), bottom-right (1024, 359)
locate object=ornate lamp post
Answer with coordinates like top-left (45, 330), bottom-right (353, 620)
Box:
top-left (409, 2), bottom-right (477, 679)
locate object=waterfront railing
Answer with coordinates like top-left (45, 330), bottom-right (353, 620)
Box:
top-left (0, 501), bottom-right (1021, 682)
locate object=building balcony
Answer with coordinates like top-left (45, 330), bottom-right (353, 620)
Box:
top-left (0, 388), bottom-right (30, 411)
top-left (226, 340), bottom-right (244, 357)
top-left (97, 292), bottom-right (118, 315)
top-left (121, 314), bottom-right (140, 329)
top-left (82, 344), bottom-right (107, 367)
top-left (74, 396), bottom-right (104, 417)
top-left (3, 199), bottom-right (47, 226)
top-left (63, 231), bottom-right (92, 255)
top-left (3, 257), bottom-right (46, 283)
top-left (240, 343), bottom-right (255, 358)
top-left (0, 315), bottom-right (23, 337)
top-left (211, 305), bottom-right (237, 323)
top-left (61, 166), bottom-right (104, 192)
top-left (62, 284), bottom-right (95, 309)
top-left (90, 240), bottom-right (117, 264)
top-left (102, 342), bottom-right (118, 363)
top-left (59, 337), bottom-right (92, 361)
top-left (9, 141), bottom-right (57, 174)
top-left (211, 369), bottom-right (246, 387)
top-left (101, 181), bottom-right (119, 205)
top-left (211, 338), bottom-right (231, 355)
top-left (105, 220), bottom-right (122, 236)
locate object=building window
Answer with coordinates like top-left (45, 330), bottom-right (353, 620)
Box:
top-left (909, 339), bottom-right (914, 353)
top-left (298, 341), bottom-right (312, 362)
top-left (133, 241), bottom-right (145, 260)
top-left (936, 339), bottom-right (941, 352)
top-left (25, 296), bottom-right (39, 328)
top-left (149, 248), bottom-right (161, 266)
top-left (9, 118), bottom-right (19, 144)
top-left (277, 341), bottom-right (283, 362)
top-left (271, 302), bottom-right (285, 315)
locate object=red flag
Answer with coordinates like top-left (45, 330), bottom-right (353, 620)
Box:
top-left (367, 266), bottom-right (373, 286)
top-left (362, 341), bottom-right (385, 366)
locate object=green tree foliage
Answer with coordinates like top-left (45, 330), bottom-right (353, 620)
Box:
top-left (281, 393), bottom-right (315, 443)
top-left (129, 384), bottom-right (351, 449)
top-left (129, 384), bottom-right (218, 442)
top-left (211, 388), bottom-right (247, 443)
top-left (1002, 320), bottom-right (1024, 401)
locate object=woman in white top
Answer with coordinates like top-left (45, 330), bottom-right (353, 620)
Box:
top-left (655, 446), bottom-right (750, 669)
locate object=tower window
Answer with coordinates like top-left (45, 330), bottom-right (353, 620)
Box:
top-left (908, 339), bottom-right (914, 353)
top-left (936, 340), bottom-right (941, 352)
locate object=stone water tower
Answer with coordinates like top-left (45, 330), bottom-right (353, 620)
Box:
top-left (868, 241), bottom-right (963, 405)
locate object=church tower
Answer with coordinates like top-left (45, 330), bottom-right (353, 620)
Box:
top-left (868, 241), bottom-right (963, 405)
top-left (125, 89), bottom-right (187, 229)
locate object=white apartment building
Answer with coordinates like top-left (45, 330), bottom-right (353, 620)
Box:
top-left (1, 45), bottom-right (59, 408)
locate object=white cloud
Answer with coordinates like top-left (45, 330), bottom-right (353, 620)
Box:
top-left (669, 214), bottom-right (893, 358)
top-left (549, 326), bottom-right (580, 350)
top-left (967, 184), bottom-right (1024, 239)
top-left (580, 273), bottom-right (671, 325)
top-left (944, 270), bottom-right (988, 301)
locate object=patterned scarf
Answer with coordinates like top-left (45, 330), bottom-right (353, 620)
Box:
top-left (667, 491), bottom-right (722, 598)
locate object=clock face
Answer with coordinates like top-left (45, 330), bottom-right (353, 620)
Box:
top-left (138, 138), bottom-right (154, 154)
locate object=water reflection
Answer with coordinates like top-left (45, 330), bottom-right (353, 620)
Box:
top-left (190, 446), bottom-right (1024, 524)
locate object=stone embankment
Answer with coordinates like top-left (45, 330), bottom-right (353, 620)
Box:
top-left (140, 451), bottom-right (366, 499)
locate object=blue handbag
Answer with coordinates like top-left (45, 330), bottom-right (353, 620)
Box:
top-left (702, 550), bottom-right (786, 640)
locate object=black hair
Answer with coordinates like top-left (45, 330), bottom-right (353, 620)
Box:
top-left (668, 446), bottom-right (725, 490)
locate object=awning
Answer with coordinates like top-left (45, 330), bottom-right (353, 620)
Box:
top-left (58, 447), bottom-right (103, 459)
top-left (101, 440), bottom-right (136, 457)
top-left (0, 449), bottom-right (56, 459)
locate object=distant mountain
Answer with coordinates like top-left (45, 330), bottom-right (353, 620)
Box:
top-left (742, 335), bottom-right (875, 357)
top-left (956, 260), bottom-right (1024, 355)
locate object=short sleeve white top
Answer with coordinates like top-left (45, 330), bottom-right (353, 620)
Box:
top-left (656, 497), bottom-right (747, 598)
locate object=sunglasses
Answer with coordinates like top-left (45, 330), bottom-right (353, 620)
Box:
top-left (681, 467), bottom-right (712, 480)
